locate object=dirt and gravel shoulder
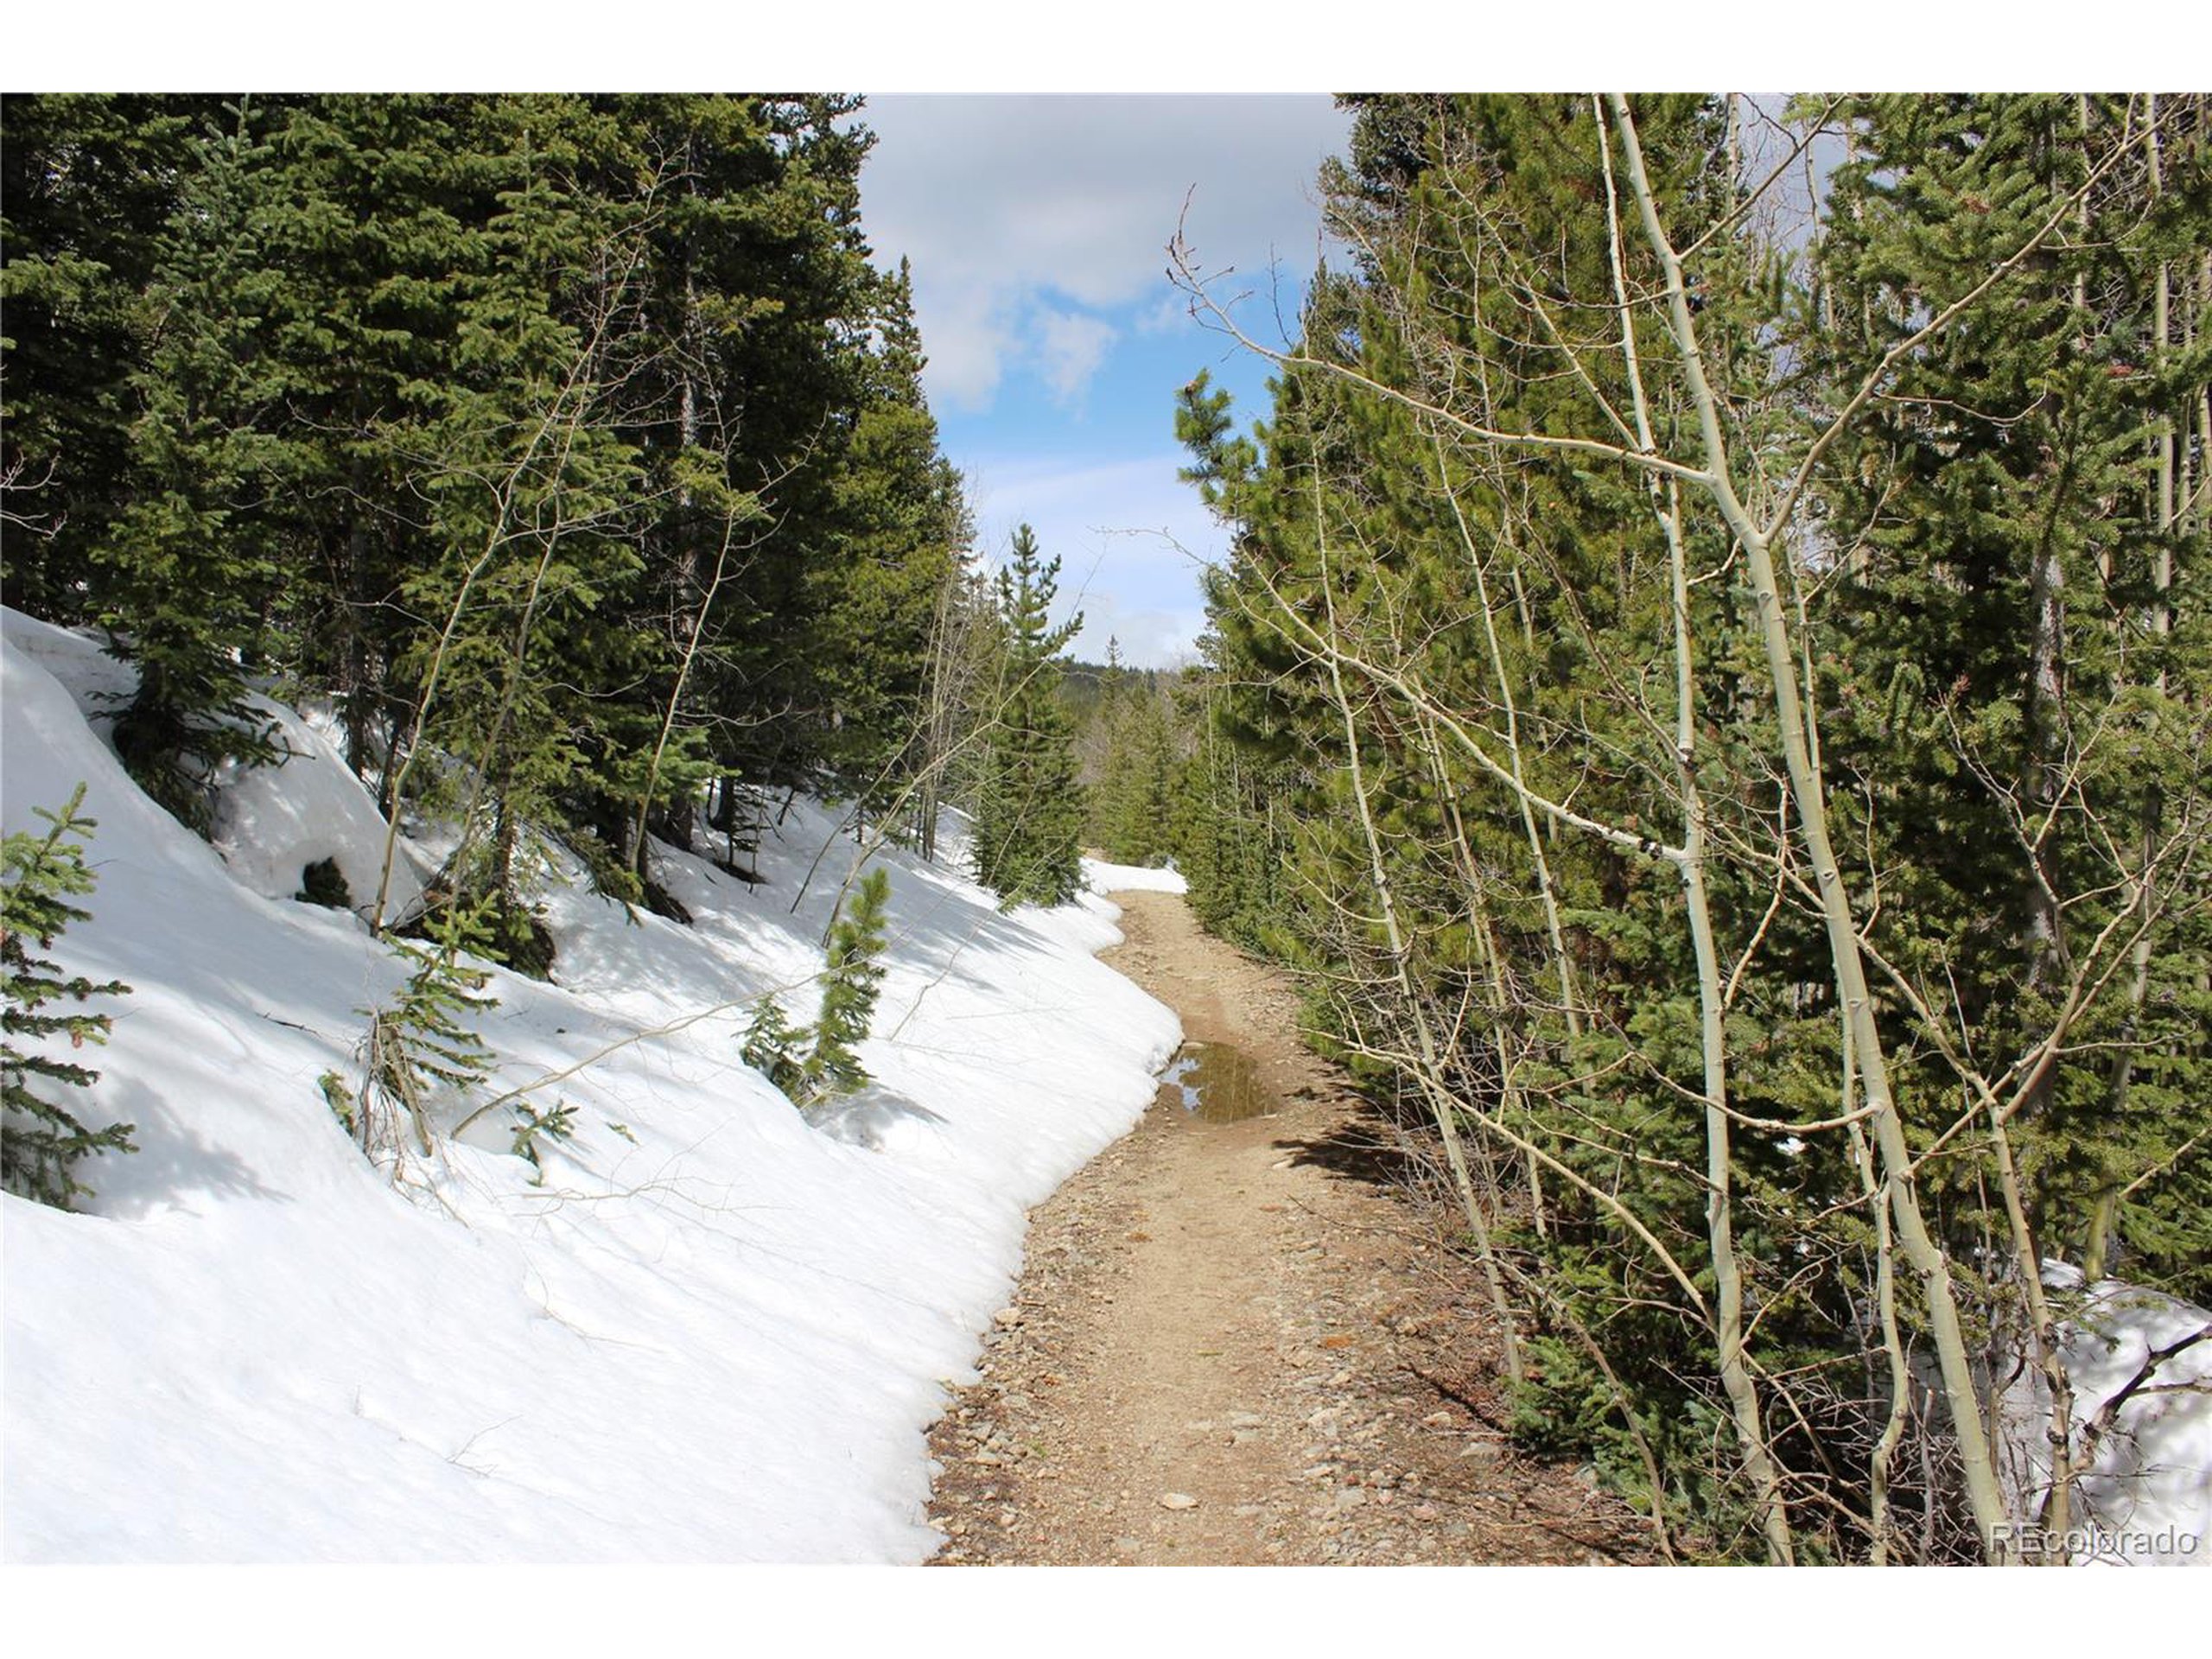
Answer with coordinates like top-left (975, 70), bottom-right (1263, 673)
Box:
top-left (924, 887), bottom-right (1656, 1566)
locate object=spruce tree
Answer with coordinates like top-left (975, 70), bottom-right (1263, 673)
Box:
top-left (810, 867), bottom-right (892, 1096)
top-left (809, 259), bottom-right (966, 810)
top-left (1812, 93), bottom-right (2212, 1294)
top-left (390, 97), bottom-right (651, 951)
top-left (101, 99), bottom-right (290, 830)
top-left (973, 524), bottom-right (1084, 907)
top-left (5, 93), bottom-right (964, 906)
top-left (353, 898), bottom-right (499, 1160)
top-left (739, 868), bottom-right (892, 1108)
top-left (2, 785), bottom-right (135, 1207)
top-left (740, 996), bottom-right (811, 1104)
top-left (238, 94), bottom-right (492, 775)
top-left (1, 95), bottom-right (203, 622)
top-left (1092, 675), bottom-right (1180, 866)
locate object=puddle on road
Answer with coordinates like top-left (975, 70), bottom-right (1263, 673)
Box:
top-left (1156, 1041), bottom-right (1272, 1123)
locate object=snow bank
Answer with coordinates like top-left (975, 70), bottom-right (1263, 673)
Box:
top-left (207, 690), bottom-right (427, 922)
top-left (1, 611), bottom-right (1180, 1562)
top-left (1083, 855), bottom-right (1187, 896)
top-left (2000, 1268), bottom-right (2212, 1566)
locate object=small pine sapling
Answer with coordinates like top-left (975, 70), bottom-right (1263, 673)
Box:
top-left (741, 994), bottom-right (811, 1103)
top-left (350, 897), bottom-right (499, 1162)
top-left (810, 868), bottom-right (891, 1097)
top-left (2, 785), bottom-right (136, 1207)
top-left (739, 869), bottom-right (893, 1110)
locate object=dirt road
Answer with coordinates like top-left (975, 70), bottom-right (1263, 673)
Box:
top-left (925, 888), bottom-right (1653, 1565)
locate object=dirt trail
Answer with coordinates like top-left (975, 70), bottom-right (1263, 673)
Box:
top-left (925, 888), bottom-right (1654, 1566)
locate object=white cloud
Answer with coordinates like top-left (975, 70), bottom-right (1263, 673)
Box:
top-left (918, 288), bottom-right (1015, 410)
top-left (1134, 292), bottom-right (1191, 337)
top-left (1033, 308), bottom-right (1118, 406)
top-left (861, 95), bottom-right (1350, 412)
top-left (1060, 591), bottom-right (1210, 671)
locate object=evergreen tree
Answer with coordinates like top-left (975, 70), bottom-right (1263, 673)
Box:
top-left (1090, 671), bottom-right (1181, 866)
top-left (1173, 94), bottom-right (1833, 1549)
top-left (739, 868), bottom-right (893, 1108)
top-left (352, 897), bottom-right (500, 1162)
top-left (100, 99), bottom-right (293, 830)
top-left (2, 785), bottom-right (135, 1207)
top-left (386, 97), bottom-right (658, 953)
top-left (1, 95), bottom-right (203, 620)
top-left (240, 94), bottom-right (493, 774)
top-left (1162, 89), bottom-right (2212, 1558)
top-left (808, 259), bottom-right (967, 811)
top-left (973, 524), bottom-right (1085, 906)
top-left (810, 868), bottom-right (892, 1096)
top-left (3, 94), bottom-right (963, 909)
top-left (740, 995), bottom-right (811, 1104)
top-left (1812, 93), bottom-right (2212, 1295)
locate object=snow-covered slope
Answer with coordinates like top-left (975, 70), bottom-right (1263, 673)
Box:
top-left (1, 609), bottom-right (1179, 1562)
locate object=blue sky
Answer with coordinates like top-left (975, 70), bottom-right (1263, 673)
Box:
top-left (857, 96), bottom-right (1355, 668)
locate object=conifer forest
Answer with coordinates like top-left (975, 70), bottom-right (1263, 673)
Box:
top-left (3, 92), bottom-right (2209, 1570)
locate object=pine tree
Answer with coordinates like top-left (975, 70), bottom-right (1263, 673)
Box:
top-left (353, 897), bottom-right (499, 1161)
top-left (1, 95), bottom-right (203, 621)
top-left (1812, 93), bottom-right (2212, 1295)
top-left (2, 785), bottom-right (134, 1207)
top-left (101, 99), bottom-right (290, 830)
top-left (1172, 94), bottom-right (1825, 1549)
top-left (1091, 672), bottom-right (1180, 866)
top-left (740, 868), bottom-right (892, 1108)
top-left (810, 867), bottom-right (892, 1096)
top-left (973, 524), bottom-right (1084, 907)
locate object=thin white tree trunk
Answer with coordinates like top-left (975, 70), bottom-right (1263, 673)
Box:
top-left (1596, 115), bottom-right (1793, 1560)
top-left (1606, 93), bottom-right (2013, 1561)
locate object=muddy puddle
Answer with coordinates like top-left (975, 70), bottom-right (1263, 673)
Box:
top-left (1155, 1040), bottom-right (1272, 1123)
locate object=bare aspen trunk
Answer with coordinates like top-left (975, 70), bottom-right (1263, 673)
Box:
top-left (1606, 94), bottom-right (2014, 1560)
top-left (1993, 1093), bottom-right (2077, 1557)
top-left (630, 503), bottom-right (748, 880)
top-left (339, 472), bottom-right (376, 780)
top-left (1678, 784), bottom-right (1795, 1562)
top-left (2023, 496), bottom-right (2070, 1004)
top-left (370, 522), bottom-right (507, 930)
top-left (913, 556), bottom-right (970, 863)
top-left (1847, 1095), bottom-right (1912, 1566)
top-left (1595, 117), bottom-right (1793, 1560)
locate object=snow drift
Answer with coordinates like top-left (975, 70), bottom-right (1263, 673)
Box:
top-left (1, 608), bottom-right (1180, 1562)
top-left (1999, 1268), bottom-right (2212, 1566)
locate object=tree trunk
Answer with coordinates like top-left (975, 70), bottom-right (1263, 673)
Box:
top-left (1607, 93), bottom-right (2014, 1561)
